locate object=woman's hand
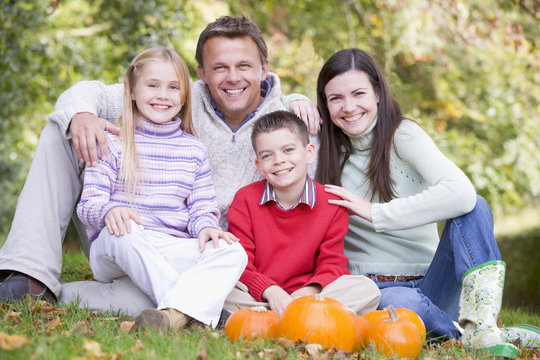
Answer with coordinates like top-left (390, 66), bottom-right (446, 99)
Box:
top-left (104, 206), bottom-right (141, 236)
top-left (198, 228), bottom-right (239, 252)
top-left (324, 184), bottom-right (373, 222)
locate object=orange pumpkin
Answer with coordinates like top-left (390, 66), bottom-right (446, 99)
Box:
top-left (366, 305), bottom-right (422, 359)
top-left (278, 294), bottom-right (356, 352)
top-left (363, 307), bottom-right (426, 343)
top-left (224, 306), bottom-right (280, 341)
top-left (351, 314), bottom-right (371, 349)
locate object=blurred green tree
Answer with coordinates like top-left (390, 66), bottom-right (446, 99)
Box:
top-left (1, 0), bottom-right (539, 243)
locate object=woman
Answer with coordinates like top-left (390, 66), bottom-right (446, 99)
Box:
top-left (316, 48), bottom-right (538, 357)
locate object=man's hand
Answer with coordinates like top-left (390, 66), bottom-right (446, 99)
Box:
top-left (262, 285), bottom-right (294, 315)
top-left (70, 112), bottom-right (120, 167)
top-left (289, 100), bottom-right (322, 135)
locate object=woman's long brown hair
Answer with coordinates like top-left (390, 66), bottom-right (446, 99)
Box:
top-left (316, 48), bottom-right (403, 202)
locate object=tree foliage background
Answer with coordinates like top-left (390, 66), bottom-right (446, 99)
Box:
top-left (1, 0), bottom-right (539, 241)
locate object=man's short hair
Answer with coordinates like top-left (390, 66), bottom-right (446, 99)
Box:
top-left (251, 111), bottom-right (310, 151)
top-left (195, 15), bottom-right (268, 66)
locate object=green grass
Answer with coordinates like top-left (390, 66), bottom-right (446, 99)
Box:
top-left (0, 250), bottom-right (537, 359)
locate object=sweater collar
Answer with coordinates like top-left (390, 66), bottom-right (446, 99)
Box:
top-left (136, 117), bottom-right (183, 137)
top-left (347, 116), bottom-right (378, 151)
top-left (259, 176), bottom-right (317, 210)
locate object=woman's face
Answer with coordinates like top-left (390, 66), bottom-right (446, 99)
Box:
top-left (324, 69), bottom-right (379, 136)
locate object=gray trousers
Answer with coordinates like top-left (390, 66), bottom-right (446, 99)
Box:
top-left (0, 122), bottom-right (155, 314)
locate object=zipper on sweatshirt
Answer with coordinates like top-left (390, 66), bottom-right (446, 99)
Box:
top-left (231, 134), bottom-right (236, 142)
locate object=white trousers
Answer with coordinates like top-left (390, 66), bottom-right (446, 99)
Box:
top-left (89, 222), bottom-right (247, 328)
top-left (224, 275), bottom-right (381, 315)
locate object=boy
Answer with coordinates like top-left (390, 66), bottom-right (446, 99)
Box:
top-left (225, 110), bottom-right (380, 315)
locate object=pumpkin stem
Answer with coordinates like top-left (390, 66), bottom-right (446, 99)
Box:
top-left (249, 306), bottom-right (269, 313)
top-left (385, 305), bottom-right (399, 322)
top-left (314, 293), bottom-right (325, 301)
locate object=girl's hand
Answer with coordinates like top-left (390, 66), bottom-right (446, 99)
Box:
top-left (262, 285), bottom-right (294, 315)
top-left (104, 207), bottom-right (141, 236)
top-left (324, 184), bottom-right (373, 222)
top-left (198, 228), bottom-right (239, 252)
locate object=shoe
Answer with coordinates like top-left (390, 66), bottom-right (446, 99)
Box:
top-left (132, 308), bottom-right (191, 332)
top-left (458, 261), bottom-right (520, 358)
top-left (0, 271), bottom-right (56, 304)
top-left (216, 309), bottom-right (231, 329)
top-left (501, 324), bottom-right (540, 349)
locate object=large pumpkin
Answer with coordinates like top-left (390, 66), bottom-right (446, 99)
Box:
top-left (351, 314), bottom-right (371, 349)
top-left (278, 294), bottom-right (356, 352)
top-left (363, 307), bottom-right (426, 343)
top-left (224, 306), bottom-right (280, 341)
top-left (366, 305), bottom-right (422, 359)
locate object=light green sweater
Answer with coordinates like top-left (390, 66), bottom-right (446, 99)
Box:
top-left (342, 118), bottom-right (477, 276)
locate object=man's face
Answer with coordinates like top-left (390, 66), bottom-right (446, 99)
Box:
top-left (197, 36), bottom-right (269, 128)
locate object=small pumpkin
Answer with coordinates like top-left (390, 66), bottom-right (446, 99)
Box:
top-left (279, 294), bottom-right (356, 352)
top-left (366, 305), bottom-right (422, 359)
top-left (351, 313), bottom-right (371, 349)
top-left (224, 306), bottom-right (280, 341)
top-left (364, 307), bottom-right (426, 343)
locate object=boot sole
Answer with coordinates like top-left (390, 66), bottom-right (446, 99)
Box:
top-left (487, 344), bottom-right (520, 358)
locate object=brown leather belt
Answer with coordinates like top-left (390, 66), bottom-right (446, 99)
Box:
top-left (370, 275), bottom-right (424, 282)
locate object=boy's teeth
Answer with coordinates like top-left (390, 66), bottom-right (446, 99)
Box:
top-left (226, 89), bottom-right (244, 94)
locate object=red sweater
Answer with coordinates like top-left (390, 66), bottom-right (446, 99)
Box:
top-left (227, 180), bottom-right (350, 302)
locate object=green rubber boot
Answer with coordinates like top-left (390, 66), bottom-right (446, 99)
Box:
top-left (458, 261), bottom-right (520, 358)
top-left (501, 324), bottom-right (540, 349)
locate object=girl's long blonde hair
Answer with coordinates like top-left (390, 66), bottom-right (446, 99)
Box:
top-left (118, 46), bottom-right (192, 196)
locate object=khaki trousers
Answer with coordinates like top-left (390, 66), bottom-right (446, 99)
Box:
top-left (224, 274), bottom-right (381, 315)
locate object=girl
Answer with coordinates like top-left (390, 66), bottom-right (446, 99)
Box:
top-left (76, 46), bottom-right (247, 331)
top-left (316, 48), bottom-right (538, 357)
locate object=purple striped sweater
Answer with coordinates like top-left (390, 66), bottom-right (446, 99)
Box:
top-left (76, 117), bottom-right (220, 242)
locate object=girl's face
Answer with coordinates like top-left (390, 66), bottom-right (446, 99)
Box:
top-left (324, 69), bottom-right (379, 136)
top-left (132, 60), bottom-right (183, 124)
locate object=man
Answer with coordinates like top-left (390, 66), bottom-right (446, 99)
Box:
top-left (0, 15), bottom-right (320, 314)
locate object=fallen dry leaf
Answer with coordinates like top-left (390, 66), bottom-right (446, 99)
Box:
top-left (119, 321), bottom-right (134, 333)
top-left (0, 331), bottom-right (31, 350)
top-left (305, 343), bottom-right (323, 356)
top-left (45, 316), bottom-right (62, 334)
top-left (133, 339), bottom-right (145, 351)
top-left (4, 310), bottom-right (22, 324)
top-left (197, 348), bottom-right (209, 360)
top-left (66, 320), bottom-right (94, 337)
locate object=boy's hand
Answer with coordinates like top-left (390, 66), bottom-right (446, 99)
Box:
top-left (290, 284), bottom-right (322, 299)
top-left (262, 285), bottom-right (293, 315)
top-left (104, 207), bottom-right (141, 236)
top-left (324, 184), bottom-right (373, 222)
top-left (289, 99), bottom-right (322, 135)
top-left (198, 228), bottom-right (239, 252)
top-left (70, 112), bottom-right (120, 167)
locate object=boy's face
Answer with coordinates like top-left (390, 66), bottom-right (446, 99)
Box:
top-left (254, 128), bottom-right (315, 192)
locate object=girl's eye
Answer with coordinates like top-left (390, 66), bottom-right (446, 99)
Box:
top-left (284, 148), bottom-right (294, 153)
top-left (261, 154), bottom-right (271, 159)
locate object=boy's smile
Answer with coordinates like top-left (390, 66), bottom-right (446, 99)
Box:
top-left (254, 128), bottom-right (316, 208)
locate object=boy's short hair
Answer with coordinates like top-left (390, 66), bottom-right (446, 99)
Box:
top-left (251, 110), bottom-right (310, 151)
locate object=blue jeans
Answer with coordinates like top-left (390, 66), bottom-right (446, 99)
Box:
top-left (375, 196), bottom-right (501, 341)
